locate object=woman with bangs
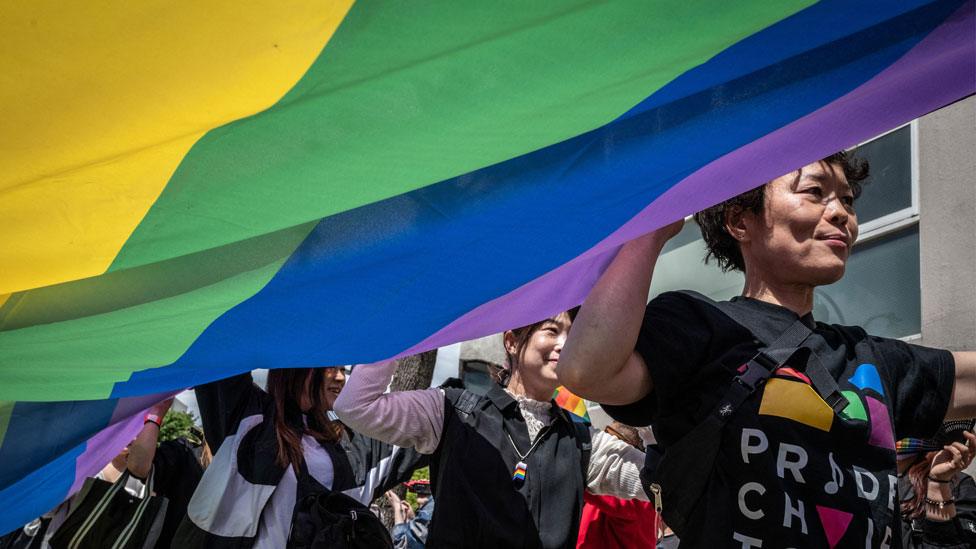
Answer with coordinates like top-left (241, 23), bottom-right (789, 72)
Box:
top-left (335, 311), bottom-right (648, 549)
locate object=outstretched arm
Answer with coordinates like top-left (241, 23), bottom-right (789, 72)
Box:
top-left (559, 222), bottom-right (682, 405)
top-left (333, 360), bottom-right (445, 454)
top-left (947, 352), bottom-right (976, 420)
top-left (195, 372), bottom-right (263, 454)
top-left (126, 398), bottom-right (174, 479)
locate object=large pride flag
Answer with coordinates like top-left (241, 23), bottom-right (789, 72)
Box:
top-left (1, 0), bottom-right (973, 532)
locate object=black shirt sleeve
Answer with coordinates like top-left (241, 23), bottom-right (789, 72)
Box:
top-left (343, 429), bottom-right (429, 502)
top-left (152, 439), bottom-right (203, 498)
top-left (601, 292), bottom-right (713, 426)
top-left (872, 336), bottom-right (955, 440)
top-left (194, 372), bottom-right (266, 454)
top-left (151, 439), bottom-right (204, 549)
top-left (902, 473), bottom-right (976, 548)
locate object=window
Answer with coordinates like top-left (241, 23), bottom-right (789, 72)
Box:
top-left (649, 123), bottom-right (920, 339)
top-left (460, 359), bottom-right (495, 396)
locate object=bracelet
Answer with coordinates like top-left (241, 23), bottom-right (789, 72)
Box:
top-left (144, 413), bottom-right (162, 428)
top-left (927, 475), bottom-right (951, 484)
top-left (924, 497), bottom-right (955, 510)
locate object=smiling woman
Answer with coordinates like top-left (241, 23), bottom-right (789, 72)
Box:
top-left (334, 311), bottom-right (650, 548)
top-left (171, 366), bottom-right (410, 547)
top-left (498, 312), bottom-right (574, 401)
top-left (265, 368), bottom-right (347, 472)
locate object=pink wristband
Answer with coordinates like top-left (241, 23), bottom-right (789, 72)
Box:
top-left (144, 413), bottom-right (162, 427)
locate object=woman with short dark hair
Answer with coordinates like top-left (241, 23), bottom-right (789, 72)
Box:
top-left (335, 312), bottom-right (648, 548)
top-left (559, 153), bottom-right (976, 547)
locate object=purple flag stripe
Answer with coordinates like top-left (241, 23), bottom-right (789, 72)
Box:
top-left (68, 392), bottom-right (177, 495)
top-left (396, 0), bottom-right (975, 356)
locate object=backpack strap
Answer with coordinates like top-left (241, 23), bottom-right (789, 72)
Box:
top-left (450, 389), bottom-right (483, 420)
top-left (676, 290), bottom-right (848, 414)
top-left (570, 418), bottom-right (591, 485)
top-left (434, 388), bottom-right (483, 498)
top-left (639, 291), bottom-right (849, 535)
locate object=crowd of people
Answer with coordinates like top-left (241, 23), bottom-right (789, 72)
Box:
top-left (3, 152), bottom-right (975, 547)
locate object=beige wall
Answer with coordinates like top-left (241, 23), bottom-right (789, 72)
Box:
top-left (917, 96), bottom-right (976, 351)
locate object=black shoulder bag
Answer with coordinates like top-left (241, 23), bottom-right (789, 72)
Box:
top-left (289, 461), bottom-right (392, 549)
top-left (641, 291), bottom-right (849, 537)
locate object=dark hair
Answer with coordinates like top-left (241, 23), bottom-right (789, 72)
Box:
top-left (497, 307), bottom-right (579, 386)
top-left (693, 151), bottom-right (870, 273)
top-left (266, 368), bottom-right (343, 472)
top-left (605, 421), bottom-right (643, 450)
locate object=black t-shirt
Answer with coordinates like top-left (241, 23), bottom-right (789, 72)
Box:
top-left (603, 292), bottom-right (955, 548)
top-left (151, 438), bottom-right (203, 549)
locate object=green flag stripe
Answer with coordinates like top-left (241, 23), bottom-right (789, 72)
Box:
top-left (111, 0), bottom-right (811, 272)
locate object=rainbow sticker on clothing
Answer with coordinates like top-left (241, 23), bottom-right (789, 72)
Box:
top-left (513, 461), bottom-right (528, 484)
top-left (758, 378), bottom-right (835, 432)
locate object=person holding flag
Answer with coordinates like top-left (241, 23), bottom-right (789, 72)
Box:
top-left (335, 311), bottom-right (648, 548)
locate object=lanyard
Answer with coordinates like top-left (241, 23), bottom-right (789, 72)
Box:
top-left (505, 424), bottom-right (551, 487)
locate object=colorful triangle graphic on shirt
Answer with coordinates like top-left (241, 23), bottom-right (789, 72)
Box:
top-left (816, 505), bottom-right (853, 548)
top-left (839, 390), bottom-right (867, 421)
top-left (758, 378), bottom-right (834, 432)
top-left (775, 367), bottom-right (811, 384)
top-left (866, 396), bottom-right (895, 450)
top-left (850, 363), bottom-right (885, 396)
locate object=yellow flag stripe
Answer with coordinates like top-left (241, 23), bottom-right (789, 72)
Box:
top-left (0, 1), bottom-right (354, 294)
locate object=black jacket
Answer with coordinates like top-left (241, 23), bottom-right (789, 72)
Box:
top-left (427, 384), bottom-right (590, 548)
top-left (172, 372), bottom-right (419, 548)
top-left (899, 471), bottom-right (976, 548)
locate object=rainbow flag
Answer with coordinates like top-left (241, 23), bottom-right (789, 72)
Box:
top-left (1, 0), bottom-right (973, 532)
top-left (554, 386), bottom-right (591, 424)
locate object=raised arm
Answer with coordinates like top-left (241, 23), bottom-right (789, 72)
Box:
top-left (947, 352), bottom-right (976, 420)
top-left (194, 371), bottom-right (263, 454)
top-left (559, 222), bottom-right (682, 405)
top-left (333, 360), bottom-right (445, 454)
top-left (126, 398), bottom-right (174, 479)
top-left (341, 430), bottom-right (431, 504)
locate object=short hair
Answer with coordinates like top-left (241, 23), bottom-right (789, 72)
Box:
top-left (504, 307), bottom-right (579, 368)
top-left (494, 308), bottom-right (579, 386)
top-left (693, 151), bottom-right (870, 273)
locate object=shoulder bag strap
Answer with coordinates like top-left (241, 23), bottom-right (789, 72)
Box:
top-left (569, 419), bottom-right (591, 484)
top-left (450, 390), bottom-right (482, 420)
top-left (642, 292), bottom-right (848, 535)
top-left (66, 469), bottom-right (133, 549)
top-left (111, 466), bottom-right (157, 549)
top-left (676, 290), bottom-right (848, 414)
